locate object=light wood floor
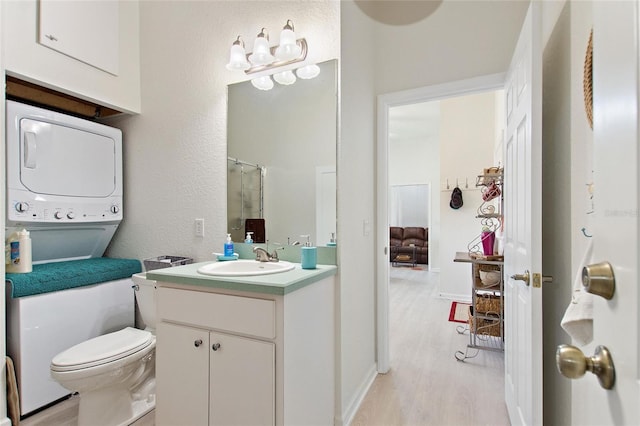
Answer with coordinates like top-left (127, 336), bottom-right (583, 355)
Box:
top-left (20, 267), bottom-right (507, 426)
top-left (351, 266), bottom-right (509, 426)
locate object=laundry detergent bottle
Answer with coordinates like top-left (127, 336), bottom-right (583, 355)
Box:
top-left (6, 229), bottom-right (32, 273)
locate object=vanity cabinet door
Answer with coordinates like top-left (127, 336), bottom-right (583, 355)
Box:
top-left (156, 322), bottom-right (210, 426)
top-left (209, 331), bottom-right (275, 426)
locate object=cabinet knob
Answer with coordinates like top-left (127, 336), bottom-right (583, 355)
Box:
top-left (212, 343), bottom-right (221, 351)
top-left (194, 339), bottom-right (203, 347)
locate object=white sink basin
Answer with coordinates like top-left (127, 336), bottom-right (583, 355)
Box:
top-left (197, 260), bottom-right (295, 277)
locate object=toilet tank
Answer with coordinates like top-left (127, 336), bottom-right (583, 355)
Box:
top-left (132, 273), bottom-right (157, 331)
top-left (6, 278), bottom-right (135, 416)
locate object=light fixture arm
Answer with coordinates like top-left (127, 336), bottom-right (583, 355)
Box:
top-left (244, 38), bottom-right (308, 75)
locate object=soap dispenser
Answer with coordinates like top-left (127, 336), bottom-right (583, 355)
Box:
top-left (327, 232), bottom-right (337, 247)
top-left (300, 235), bottom-right (317, 270)
top-left (224, 233), bottom-right (235, 257)
top-left (244, 232), bottom-right (254, 244)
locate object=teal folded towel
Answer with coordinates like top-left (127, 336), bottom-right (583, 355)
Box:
top-left (6, 257), bottom-right (142, 298)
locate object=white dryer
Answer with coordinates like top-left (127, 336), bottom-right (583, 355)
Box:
top-left (5, 100), bottom-right (123, 263)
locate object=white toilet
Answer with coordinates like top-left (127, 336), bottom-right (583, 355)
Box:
top-left (50, 273), bottom-right (157, 426)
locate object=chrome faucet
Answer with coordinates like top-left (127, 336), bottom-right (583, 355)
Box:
top-left (253, 246), bottom-right (280, 262)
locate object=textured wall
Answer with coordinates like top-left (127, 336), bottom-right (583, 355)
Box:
top-left (105, 1), bottom-right (339, 263)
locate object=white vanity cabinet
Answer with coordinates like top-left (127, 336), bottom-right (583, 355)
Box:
top-left (154, 274), bottom-right (335, 426)
top-left (3, 0), bottom-right (141, 113)
top-left (157, 322), bottom-right (275, 426)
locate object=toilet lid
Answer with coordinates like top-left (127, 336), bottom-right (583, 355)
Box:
top-left (51, 327), bottom-right (153, 372)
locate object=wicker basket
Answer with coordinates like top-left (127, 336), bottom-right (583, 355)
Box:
top-left (475, 294), bottom-right (502, 314)
top-left (469, 310), bottom-right (501, 337)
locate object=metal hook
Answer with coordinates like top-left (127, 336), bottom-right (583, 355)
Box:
top-left (447, 179), bottom-right (450, 190)
top-left (581, 227), bottom-right (593, 238)
top-left (465, 177), bottom-right (469, 189)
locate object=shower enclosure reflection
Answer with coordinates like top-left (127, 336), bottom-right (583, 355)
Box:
top-left (227, 158), bottom-right (265, 242)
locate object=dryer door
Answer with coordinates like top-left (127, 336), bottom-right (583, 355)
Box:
top-left (19, 118), bottom-right (117, 197)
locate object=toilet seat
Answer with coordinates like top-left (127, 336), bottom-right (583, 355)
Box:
top-left (51, 327), bottom-right (153, 372)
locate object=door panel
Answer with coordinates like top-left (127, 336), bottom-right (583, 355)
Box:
top-left (156, 322), bottom-right (210, 426)
top-left (572, 2), bottom-right (640, 423)
top-left (503, 3), bottom-right (543, 425)
top-left (209, 331), bottom-right (275, 426)
top-left (19, 119), bottom-right (117, 197)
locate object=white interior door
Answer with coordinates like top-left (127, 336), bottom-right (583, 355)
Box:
top-left (502, 3), bottom-right (543, 425)
top-left (570, 2), bottom-right (640, 423)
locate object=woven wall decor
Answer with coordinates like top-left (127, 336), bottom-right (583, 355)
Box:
top-left (583, 29), bottom-right (593, 129)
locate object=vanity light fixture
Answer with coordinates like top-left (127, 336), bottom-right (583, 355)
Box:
top-left (273, 70), bottom-right (296, 85)
top-left (295, 64), bottom-right (321, 80)
top-left (251, 75), bottom-right (274, 91)
top-left (227, 20), bottom-right (322, 91)
top-left (226, 20), bottom-right (308, 75)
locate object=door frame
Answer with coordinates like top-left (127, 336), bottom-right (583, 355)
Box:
top-left (375, 73), bottom-right (506, 373)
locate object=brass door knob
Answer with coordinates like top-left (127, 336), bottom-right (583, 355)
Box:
top-left (510, 270), bottom-right (530, 286)
top-left (556, 344), bottom-right (615, 390)
top-left (582, 261), bottom-right (615, 300)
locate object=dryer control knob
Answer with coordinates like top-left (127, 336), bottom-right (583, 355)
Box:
top-left (110, 205), bottom-right (120, 214)
top-left (67, 212), bottom-right (75, 220)
top-left (15, 202), bottom-right (29, 213)
top-left (54, 211), bottom-right (63, 220)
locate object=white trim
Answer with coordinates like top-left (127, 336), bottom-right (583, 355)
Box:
top-left (438, 292), bottom-right (472, 303)
top-left (375, 73), bottom-right (506, 374)
top-left (0, 417), bottom-right (10, 426)
top-left (337, 363), bottom-right (377, 426)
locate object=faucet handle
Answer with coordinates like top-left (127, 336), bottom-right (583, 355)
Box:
top-left (271, 246), bottom-right (284, 261)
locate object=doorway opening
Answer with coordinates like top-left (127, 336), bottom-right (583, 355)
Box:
top-left (376, 73), bottom-right (506, 373)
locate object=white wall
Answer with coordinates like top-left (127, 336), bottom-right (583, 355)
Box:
top-left (438, 92), bottom-right (498, 299)
top-left (338, 2), bottom-right (378, 423)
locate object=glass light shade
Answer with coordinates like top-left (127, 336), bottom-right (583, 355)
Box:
top-left (225, 43), bottom-right (250, 71)
top-left (251, 76), bottom-right (274, 91)
top-left (274, 28), bottom-right (301, 61)
top-left (296, 64), bottom-right (320, 79)
top-left (273, 70), bottom-right (296, 85)
top-left (248, 34), bottom-right (275, 66)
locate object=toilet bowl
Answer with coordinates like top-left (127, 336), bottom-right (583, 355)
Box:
top-left (50, 273), bottom-right (157, 426)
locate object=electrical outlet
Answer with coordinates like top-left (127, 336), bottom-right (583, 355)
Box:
top-left (195, 218), bottom-right (204, 237)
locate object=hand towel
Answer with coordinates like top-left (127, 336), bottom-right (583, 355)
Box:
top-left (561, 239), bottom-right (594, 346)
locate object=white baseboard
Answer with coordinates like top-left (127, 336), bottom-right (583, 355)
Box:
top-left (337, 364), bottom-right (378, 426)
top-left (438, 292), bottom-right (471, 303)
top-left (0, 416), bottom-right (11, 426)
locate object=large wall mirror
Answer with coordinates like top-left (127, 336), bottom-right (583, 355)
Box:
top-left (227, 59), bottom-right (337, 246)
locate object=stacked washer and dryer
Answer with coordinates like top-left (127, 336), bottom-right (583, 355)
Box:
top-left (5, 100), bottom-right (157, 425)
